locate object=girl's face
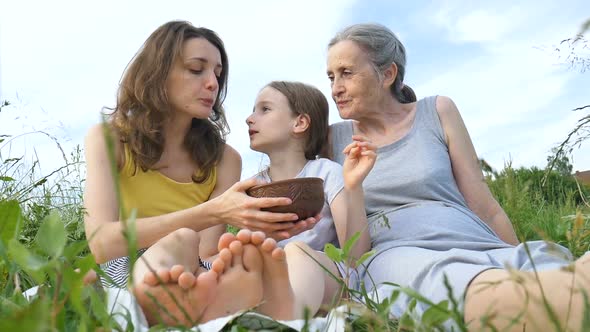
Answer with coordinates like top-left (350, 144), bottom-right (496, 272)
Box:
top-left (246, 86), bottom-right (298, 154)
top-left (326, 40), bottom-right (384, 120)
top-left (166, 37), bottom-right (222, 120)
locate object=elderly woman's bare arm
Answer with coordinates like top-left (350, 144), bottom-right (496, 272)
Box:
top-left (435, 96), bottom-right (519, 245)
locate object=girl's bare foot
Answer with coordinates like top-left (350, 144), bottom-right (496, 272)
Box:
top-left (200, 240), bottom-right (264, 321)
top-left (233, 229), bottom-right (296, 320)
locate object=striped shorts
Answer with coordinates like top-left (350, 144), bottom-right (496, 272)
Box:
top-left (101, 249), bottom-right (212, 288)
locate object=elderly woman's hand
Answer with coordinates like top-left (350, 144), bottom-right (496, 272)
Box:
top-left (342, 135), bottom-right (378, 189)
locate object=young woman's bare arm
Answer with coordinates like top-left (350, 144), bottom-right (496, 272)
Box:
top-left (83, 124), bottom-right (307, 264)
top-left (197, 145), bottom-right (241, 258)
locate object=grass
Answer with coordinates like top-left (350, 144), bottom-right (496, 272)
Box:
top-left (1, 101), bottom-right (590, 330)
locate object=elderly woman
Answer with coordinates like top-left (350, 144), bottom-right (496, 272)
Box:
top-left (266, 23), bottom-right (589, 331)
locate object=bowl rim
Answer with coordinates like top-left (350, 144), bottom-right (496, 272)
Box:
top-left (247, 177), bottom-right (324, 192)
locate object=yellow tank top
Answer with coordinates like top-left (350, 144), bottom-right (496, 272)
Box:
top-left (119, 146), bottom-right (217, 219)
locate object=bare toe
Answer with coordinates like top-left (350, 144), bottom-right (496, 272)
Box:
top-left (251, 231), bottom-right (266, 245)
top-left (178, 271), bottom-right (196, 289)
top-left (211, 251), bottom-right (228, 274)
top-left (143, 271), bottom-right (159, 286)
top-left (156, 269), bottom-right (171, 283)
top-left (242, 244), bottom-right (263, 273)
top-left (218, 248), bottom-right (233, 272)
top-left (260, 238), bottom-right (278, 253)
top-left (197, 270), bottom-right (218, 289)
top-left (271, 247), bottom-right (286, 261)
top-left (218, 233), bottom-right (237, 251)
top-left (228, 241), bottom-right (244, 266)
top-left (170, 265), bottom-right (185, 281)
top-left (236, 229), bottom-right (253, 244)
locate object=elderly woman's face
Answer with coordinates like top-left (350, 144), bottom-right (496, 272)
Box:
top-left (326, 40), bottom-right (382, 120)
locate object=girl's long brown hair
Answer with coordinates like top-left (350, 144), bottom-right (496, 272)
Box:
top-left (107, 20), bottom-right (229, 183)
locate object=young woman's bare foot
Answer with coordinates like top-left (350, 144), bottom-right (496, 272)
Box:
top-left (217, 232), bottom-right (236, 252)
top-left (200, 240), bottom-right (264, 321)
top-left (235, 230), bottom-right (296, 320)
top-left (134, 265), bottom-right (219, 327)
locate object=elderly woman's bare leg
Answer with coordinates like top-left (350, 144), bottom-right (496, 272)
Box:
top-left (465, 256), bottom-right (590, 331)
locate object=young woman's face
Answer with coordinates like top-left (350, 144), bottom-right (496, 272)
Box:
top-left (326, 40), bottom-right (383, 120)
top-left (246, 86), bottom-right (297, 153)
top-left (166, 37), bottom-right (222, 119)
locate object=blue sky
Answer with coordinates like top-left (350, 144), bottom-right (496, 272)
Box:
top-left (1, 0), bottom-right (589, 180)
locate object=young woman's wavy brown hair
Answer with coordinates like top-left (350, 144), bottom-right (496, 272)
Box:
top-left (107, 20), bottom-right (229, 183)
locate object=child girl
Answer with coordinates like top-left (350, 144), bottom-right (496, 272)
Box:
top-left (246, 81), bottom-right (374, 258)
top-left (209, 81), bottom-right (378, 320)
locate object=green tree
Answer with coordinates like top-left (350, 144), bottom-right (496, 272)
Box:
top-left (546, 147), bottom-right (573, 176)
top-left (547, 22), bottom-right (589, 174)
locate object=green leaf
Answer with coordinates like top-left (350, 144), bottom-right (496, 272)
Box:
top-left (407, 297), bottom-right (417, 312)
top-left (64, 268), bottom-right (86, 315)
top-left (63, 240), bottom-right (89, 261)
top-left (0, 297), bottom-right (50, 332)
top-left (9, 239), bottom-right (48, 270)
top-left (1, 296), bottom-right (23, 313)
top-left (342, 231), bottom-right (361, 256)
top-left (422, 300), bottom-right (450, 327)
top-left (398, 312), bottom-right (415, 330)
top-left (8, 239), bottom-right (48, 283)
top-left (356, 249), bottom-right (376, 266)
top-left (0, 176), bottom-right (15, 181)
top-left (0, 200), bottom-right (22, 245)
top-left (36, 210), bottom-right (67, 258)
top-left (388, 289), bottom-right (401, 305)
top-left (323, 243), bottom-right (343, 263)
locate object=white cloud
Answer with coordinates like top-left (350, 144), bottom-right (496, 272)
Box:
top-left (1, 0), bottom-right (588, 180)
top-left (433, 7), bottom-right (522, 43)
top-left (413, 0), bottom-right (590, 171)
top-left (0, 0), bottom-right (357, 178)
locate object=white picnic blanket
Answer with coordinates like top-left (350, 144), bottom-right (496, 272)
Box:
top-left (106, 287), bottom-right (351, 331)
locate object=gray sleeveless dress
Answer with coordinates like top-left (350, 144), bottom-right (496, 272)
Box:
top-left (330, 96), bottom-right (575, 320)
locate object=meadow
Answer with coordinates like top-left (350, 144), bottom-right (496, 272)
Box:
top-left (1, 97), bottom-right (589, 331)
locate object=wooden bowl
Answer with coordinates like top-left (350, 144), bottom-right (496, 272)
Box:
top-left (246, 177), bottom-right (325, 220)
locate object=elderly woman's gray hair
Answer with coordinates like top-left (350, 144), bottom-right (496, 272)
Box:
top-left (329, 23), bottom-right (416, 103)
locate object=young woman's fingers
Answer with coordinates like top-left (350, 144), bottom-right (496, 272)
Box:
top-left (231, 178), bottom-right (261, 192)
top-left (253, 197), bottom-right (294, 210)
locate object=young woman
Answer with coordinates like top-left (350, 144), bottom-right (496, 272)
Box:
top-left (84, 21), bottom-right (318, 326)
